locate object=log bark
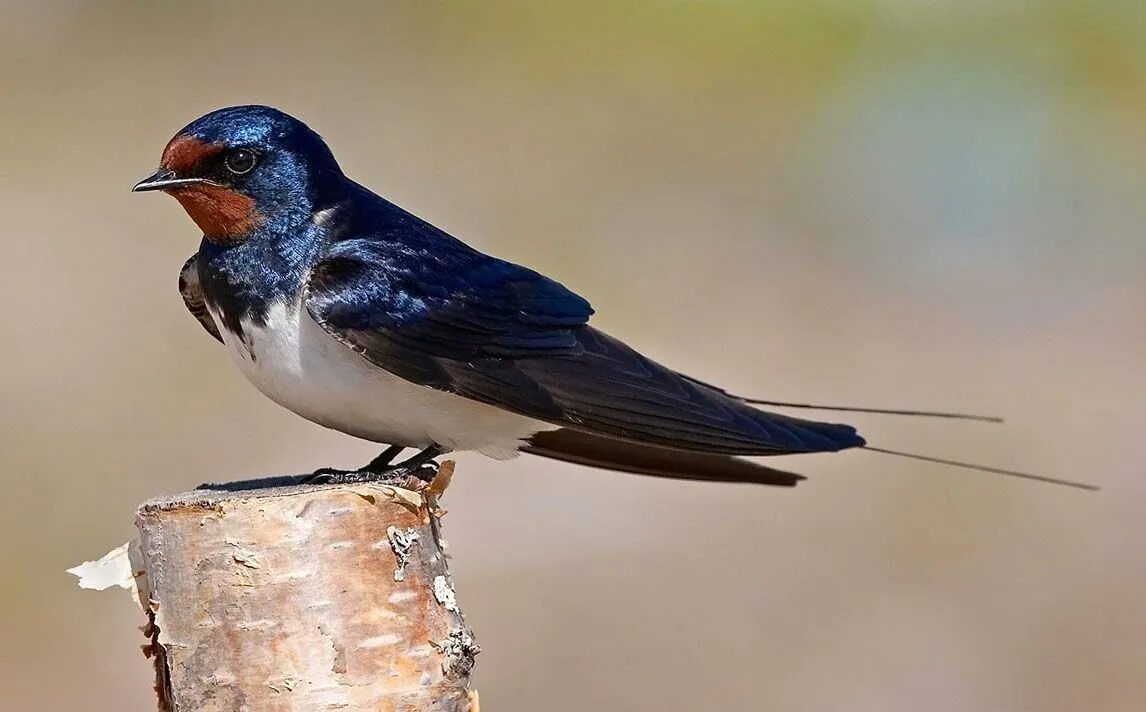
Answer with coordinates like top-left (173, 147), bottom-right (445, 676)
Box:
top-left (133, 464), bottom-right (478, 712)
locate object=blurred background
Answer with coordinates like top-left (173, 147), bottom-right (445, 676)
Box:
top-left (1, 1), bottom-right (1144, 710)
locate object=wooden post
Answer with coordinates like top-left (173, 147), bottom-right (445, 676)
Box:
top-left (133, 463), bottom-right (479, 712)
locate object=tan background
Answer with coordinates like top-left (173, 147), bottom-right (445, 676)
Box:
top-left (1, 2), bottom-right (1144, 710)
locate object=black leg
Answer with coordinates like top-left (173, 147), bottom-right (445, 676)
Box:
top-left (362, 445), bottom-right (406, 473)
top-left (395, 445), bottom-right (444, 478)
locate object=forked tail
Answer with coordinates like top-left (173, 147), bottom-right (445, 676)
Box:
top-left (731, 393), bottom-right (1099, 490)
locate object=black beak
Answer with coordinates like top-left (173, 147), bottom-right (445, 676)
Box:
top-left (132, 168), bottom-right (208, 192)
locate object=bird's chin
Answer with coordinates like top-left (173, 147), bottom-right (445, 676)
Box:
top-left (168, 184), bottom-right (261, 245)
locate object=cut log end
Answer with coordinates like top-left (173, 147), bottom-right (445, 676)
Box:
top-left (134, 465), bottom-right (477, 711)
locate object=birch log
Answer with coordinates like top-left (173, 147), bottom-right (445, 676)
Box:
top-left (134, 463), bottom-right (478, 712)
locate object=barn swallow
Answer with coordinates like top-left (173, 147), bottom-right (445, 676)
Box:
top-left (133, 106), bottom-right (1095, 490)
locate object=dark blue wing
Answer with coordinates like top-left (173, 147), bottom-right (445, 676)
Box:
top-left (305, 237), bottom-right (592, 360)
top-left (306, 230), bottom-right (863, 456)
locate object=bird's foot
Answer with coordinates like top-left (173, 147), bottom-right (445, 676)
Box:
top-left (301, 461), bottom-right (439, 486)
top-left (301, 445), bottom-right (444, 487)
top-left (300, 466), bottom-right (355, 484)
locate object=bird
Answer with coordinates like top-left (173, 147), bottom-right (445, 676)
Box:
top-left (133, 105), bottom-right (1095, 491)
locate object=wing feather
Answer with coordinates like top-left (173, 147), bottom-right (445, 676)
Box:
top-left (179, 254), bottom-right (222, 343)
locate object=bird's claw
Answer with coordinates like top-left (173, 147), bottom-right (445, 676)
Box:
top-left (301, 461), bottom-right (439, 486)
top-left (299, 467), bottom-right (347, 485)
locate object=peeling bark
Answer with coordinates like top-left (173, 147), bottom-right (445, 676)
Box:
top-left (134, 469), bottom-right (477, 711)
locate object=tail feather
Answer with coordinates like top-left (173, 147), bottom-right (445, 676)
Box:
top-left (861, 446), bottom-right (1100, 491)
top-left (675, 373), bottom-right (1003, 423)
top-left (524, 429), bottom-right (805, 487)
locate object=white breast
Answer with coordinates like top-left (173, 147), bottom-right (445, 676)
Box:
top-left (208, 298), bottom-right (556, 459)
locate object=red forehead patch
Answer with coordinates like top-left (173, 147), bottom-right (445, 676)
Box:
top-left (161, 135), bottom-right (224, 174)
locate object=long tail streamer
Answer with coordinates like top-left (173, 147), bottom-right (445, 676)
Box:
top-left (747, 399), bottom-right (1002, 423)
top-left (862, 446), bottom-right (1100, 491)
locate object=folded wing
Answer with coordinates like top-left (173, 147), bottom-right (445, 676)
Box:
top-left (305, 236), bottom-right (865, 457)
top-left (178, 254), bottom-right (222, 343)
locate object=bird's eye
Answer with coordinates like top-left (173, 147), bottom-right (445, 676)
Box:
top-left (225, 148), bottom-right (258, 175)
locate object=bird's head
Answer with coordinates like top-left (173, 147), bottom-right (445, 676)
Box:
top-left (133, 105), bottom-right (344, 243)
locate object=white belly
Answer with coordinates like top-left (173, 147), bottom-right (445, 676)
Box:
top-left (208, 298), bottom-right (556, 458)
